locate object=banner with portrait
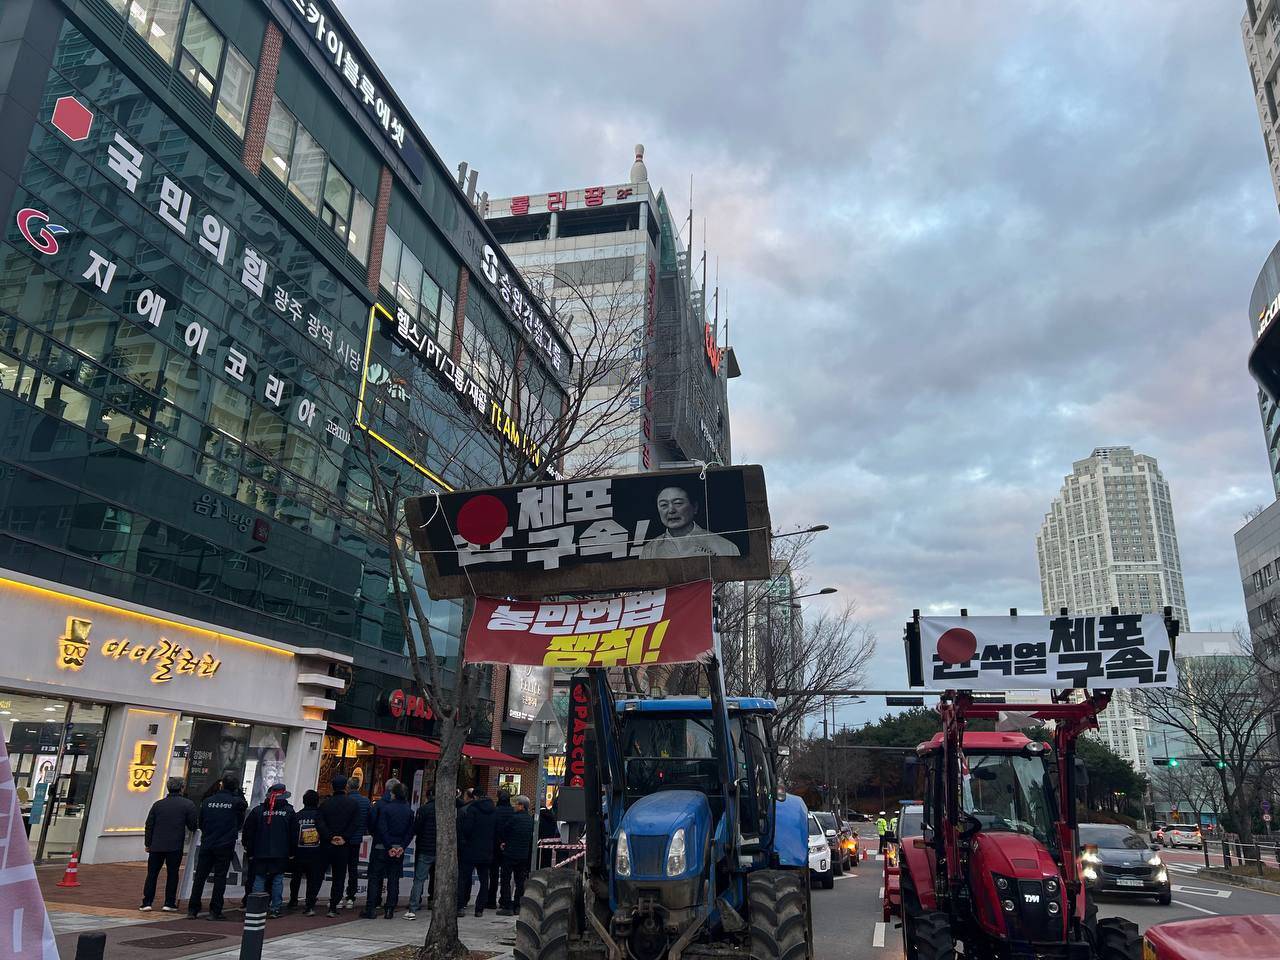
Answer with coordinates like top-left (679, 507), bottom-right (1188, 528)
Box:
top-left (405, 466), bottom-right (771, 599)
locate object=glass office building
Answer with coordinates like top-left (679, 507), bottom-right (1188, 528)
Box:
top-left (0, 0), bottom-right (566, 860)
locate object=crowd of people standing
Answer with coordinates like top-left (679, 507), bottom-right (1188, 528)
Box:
top-left (138, 773), bottom-right (543, 923)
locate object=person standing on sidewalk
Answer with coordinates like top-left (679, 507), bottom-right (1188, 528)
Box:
top-left (497, 795), bottom-right (535, 915)
top-left (241, 783), bottom-right (295, 918)
top-left (342, 776), bottom-right (371, 908)
top-left (487, 790), bottom-right (514, 910)
top-left (361, 781), bottom-right (413, 919)
top-left (404, 790), bottom-right (437, 920)
top-left (319, 774), bottom-right (358, 917)
top-left (286, 790), bottom-right (330, 915)
top-left (457, 791), bottom-right (496, 917)
top-left (537, 804), bottom-right (558, 869)
top-left (187, 773), bottom-right (246, 920)
top-left (141, 777), bottom-right (197, 912)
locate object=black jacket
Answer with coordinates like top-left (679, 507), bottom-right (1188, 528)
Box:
top-left (197, 789), bottom-right (247, 850)
top-left (502, 810), bottom-right (535, 863)
top-left (538, 808), bottom-right (559, 841)
top-left (242, 797), bottom-right (295, 863)
top-left (459, 796), bottom-right (496, 864)
top-left (492, 797), bottom-right (515, 857)
top-left (413, 800), bottom-right (437, 857)
top-left (350, 792), bottom-right (371, 840)
top-left (319, 792), bottom-right (359, 844)
top-left (370, 797), bottom-right (414, 851)
top-left (292, 806), bottom-right (331, 860)
top-left (145, 793), bottom-right (197, 853)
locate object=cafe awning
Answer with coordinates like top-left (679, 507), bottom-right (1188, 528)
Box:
top-left (329, 724), bottom-right (441, 760)
top-left (462, 743), bottom-right (527, 767)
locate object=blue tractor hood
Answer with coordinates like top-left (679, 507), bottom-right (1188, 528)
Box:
top-left (619, 790), bottom-right (712, 881)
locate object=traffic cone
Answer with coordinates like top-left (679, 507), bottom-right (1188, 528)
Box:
top-left (56, 851), bottom-right (81, 888)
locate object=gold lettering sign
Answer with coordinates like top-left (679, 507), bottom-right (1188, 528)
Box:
top-left (52, 618), bottom-right (222, 683)
top-left (128, 740), bottom-right (158, 793)
top-left (57, 617), bottom-right (93, 671)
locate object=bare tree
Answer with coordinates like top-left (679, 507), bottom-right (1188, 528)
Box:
top-left (1134, 630), bottom-right (1280, 842)
top-left (352, 272), bottom-right (644, 959)
top-left (1149, 760), bottom-right (1223, 829)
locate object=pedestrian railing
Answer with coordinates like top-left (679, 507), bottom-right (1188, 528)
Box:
top-left (1202, 837), bottom-right (1280, 876)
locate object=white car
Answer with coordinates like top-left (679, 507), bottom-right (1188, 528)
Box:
top-left (1165, 826), bottom-right (1203, 849)
top-left (808, 813), bottom-right (834, 889)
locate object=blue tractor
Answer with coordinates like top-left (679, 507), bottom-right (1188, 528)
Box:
top-left (514, 659), bottom-right (815, 960)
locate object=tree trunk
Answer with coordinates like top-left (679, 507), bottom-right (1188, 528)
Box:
top-left (419, 710), bottom-right (472, 960)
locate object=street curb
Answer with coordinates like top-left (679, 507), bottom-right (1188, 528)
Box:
top-left (1198, 867), bottom-right (1280, 895)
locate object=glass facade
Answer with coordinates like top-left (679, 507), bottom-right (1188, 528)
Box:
top-left (0, 0), bottom-right (567, 741)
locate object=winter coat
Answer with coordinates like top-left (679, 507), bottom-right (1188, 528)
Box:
top-left (492, 796), bottom-right (516, 858)
top-left (538, 808), bottom-right (558, 841)
top-left (198, 789), bottom-right (247, 850)
top-left (502, 809), bottom-right (535, 863)
top-left (242, 796), bottom-right (295, 864)
top-left (370, 796), bottom-right (414, 852)
top-left (292, 806), bottom-right (331, 861)
top-left (459, 796), bottom-right (497, 864)
top-left (413, 799), bottom-right (438, 858)
top-left (145, 793), bottom-right (197, 853)
top-left (319, 791), bottom-right (359, 844)
top-left (349, 791), bottom-right (372, 840)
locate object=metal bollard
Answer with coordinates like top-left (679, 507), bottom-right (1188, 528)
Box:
top-left (240, 891), bottom-right (268, 960)
top-left (74, 932), bottom-right (106, 960)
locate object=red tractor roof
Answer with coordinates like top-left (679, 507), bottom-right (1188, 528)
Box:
top-left (917, 731), bottom-right (1038, 754)
top-left (1144, 915), bottom-right (1280, 959)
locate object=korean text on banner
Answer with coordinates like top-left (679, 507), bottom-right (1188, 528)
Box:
top-left (918, 614), bottom-right (1177, 691)
top-left (464, 580), bottom-right (714, 669)
top-left (0, 736), bottom-right (59, 959)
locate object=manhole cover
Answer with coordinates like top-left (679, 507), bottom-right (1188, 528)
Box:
top-left (119, 932), bottom-right (227, 949)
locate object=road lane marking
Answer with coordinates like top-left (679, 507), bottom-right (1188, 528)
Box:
top-left (1171, 884), bottom-right (1232, 899)
top-left (1172, 899), bottom-right (1218, 916)
top-left (872, 922), bottom-right (886, 947)
top-left (1164, 863), bottom-right (1199, 874)
top-left (878, 886), bottom-right (884, 899)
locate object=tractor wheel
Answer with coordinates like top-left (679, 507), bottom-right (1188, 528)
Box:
top-left (514, 868), bottom-right (581, 960)
top-left (747, 869), bottom-right (810, 960)
top-left (907, 911), bottom-right (956, 960)
top-left (1095, 917), bottom-right (1142, 960)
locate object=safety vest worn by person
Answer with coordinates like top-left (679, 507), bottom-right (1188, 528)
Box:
top-left (890, 817), bottom-right (899, 834)
top-left (876, 817), bottom-right (887, 836)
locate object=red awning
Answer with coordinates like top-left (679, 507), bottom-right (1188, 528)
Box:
top-left (462, 744), bottom-right (527, 767)
top-left (329, 724), bottom-right (441, 760)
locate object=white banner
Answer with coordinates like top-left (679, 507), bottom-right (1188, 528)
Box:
top-left (918, 614), bottom-right (1177, 690)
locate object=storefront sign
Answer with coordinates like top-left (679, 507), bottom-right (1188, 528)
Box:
top-left (505, 665), bottom-right (553, 724)
top-left (705, 323), bottom-right (722, 374)
top-left (911, 614), bottom-right (1178, 690)
top-left (127, 740), bottom-right (158, 793)
top-left (406, 466), bottom-right (770, 599)
top-left (57, 616), bottom-right (92, 671)
top-left (495, 184), bottom-right (639, 217)
top-left (1260, 289), bottom-right (1280, 340)
top-left (384, 688), bottom-right (432, 720)
top-left (465, 581), bottom-right (713, 669)
top-left (478, 244), bottom-right (563, 372)
top-left (544, 754), bottom-right (566, 779)
top-left (277, 0), bottom-right (427, 181)
top-left (566, 676), bottom-right (590, 790)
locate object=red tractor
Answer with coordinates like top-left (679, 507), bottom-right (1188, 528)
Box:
top-left (895, 690), bottom-right (1142, 960)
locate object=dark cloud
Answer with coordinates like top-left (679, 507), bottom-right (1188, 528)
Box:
top-left (340, 0), bottom-right (1278, 726)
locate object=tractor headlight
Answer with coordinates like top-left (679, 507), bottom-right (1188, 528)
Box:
top-left (616, 831), bottom-right (631, 878)
top-left (667, 828), bottom-right (687, 877)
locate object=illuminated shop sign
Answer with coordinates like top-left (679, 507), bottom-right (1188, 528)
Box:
top-left (384, 688), bottom-right (432, 720)
top-left (127, 740), bottom-right (159, 792)
top-left (367, 303), bottom-right (562, 481)
top-left (52, 617), bottom-right (223, 684)
top-left (479, 244), bottom-right (563, 373)
top-left (497, 184), bottom-right (637, 217)
top-left (1259, 289), bottom-right (1280, 340)
top-left (704, 323), bottom-right (723, 374)
top-left (279, 0), bottom-right (427, 181)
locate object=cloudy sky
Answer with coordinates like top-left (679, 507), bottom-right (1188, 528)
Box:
top-left (340, 0), bottom-right (1278, 727)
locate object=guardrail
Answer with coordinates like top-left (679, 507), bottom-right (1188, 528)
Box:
top-left (1178, 836), bottom-right (1280, 876)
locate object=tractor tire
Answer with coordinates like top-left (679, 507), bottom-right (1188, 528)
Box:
top-left (1095, 917), bottom-right (1142, 960)
top-left (514, 868), bottom-right (581, 960)
top-left (747, 869), bottom-right (810, 960)
top-left (906, 911), bottom-right (956, 960)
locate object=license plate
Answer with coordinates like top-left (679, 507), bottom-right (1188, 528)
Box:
top-left (1115, 878), bottom-right (1144, 888)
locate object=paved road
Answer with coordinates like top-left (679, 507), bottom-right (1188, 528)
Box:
top-left (815, 831), bottom-right (1280, 960)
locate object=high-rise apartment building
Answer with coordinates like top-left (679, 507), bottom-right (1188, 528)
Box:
top-left (1242, 2), bottom-right (1280, 214)
top-left (1036, 446), bottom-right (1189, 770)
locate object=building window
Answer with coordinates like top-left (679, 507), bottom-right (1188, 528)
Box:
top-left (216, 47), bottom-right (254, 137)
top-left (348, 194), bottom-right (373, 265)
top-left (122, 0), bottom-right (184, 65)
top-left (321, 166), bottom-right (353, 242)
top-left (379, 227), bottom-right (402, 295)
top-left (177, 4), bottom-right (222, 98)
top-left (262, 96), bottom-right (296, 181)
top-left (286, 127), bottom-right (326, 215)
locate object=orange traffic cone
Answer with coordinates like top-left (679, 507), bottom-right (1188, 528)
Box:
top-left (56, 851), bottom-right (81, 888)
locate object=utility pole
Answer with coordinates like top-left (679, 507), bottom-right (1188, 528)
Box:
top-left (823, 695), bottom-right (830, 805)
